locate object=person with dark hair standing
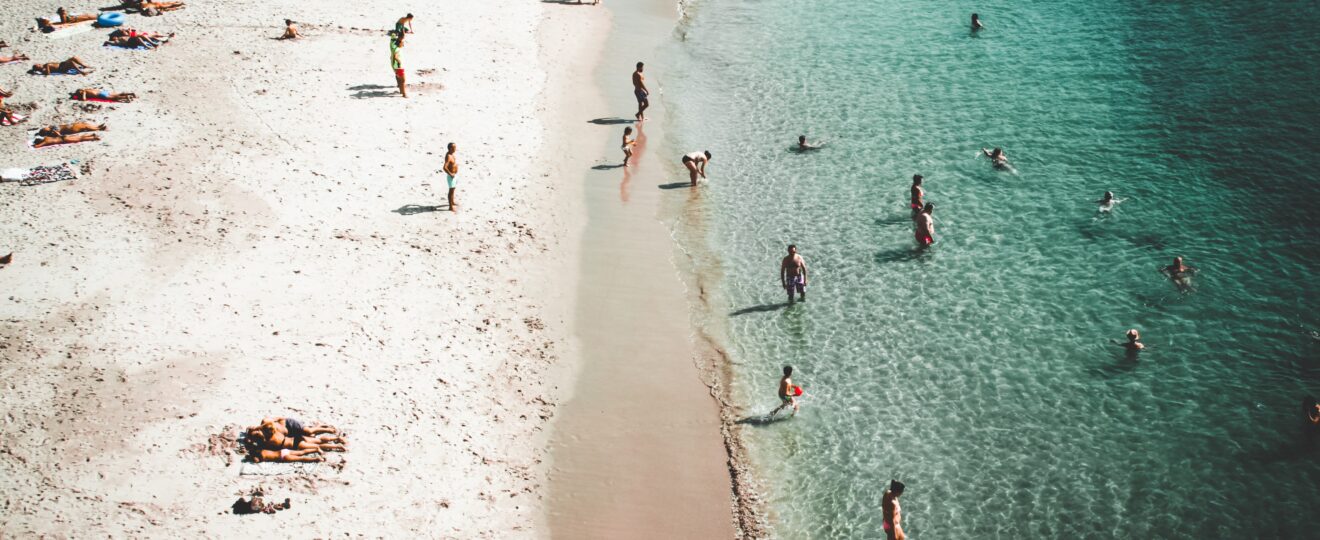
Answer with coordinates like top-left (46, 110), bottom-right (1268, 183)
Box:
top-left (971, 13), bottom-right (984, 31)
top-left (389, 31), bottom-right (407, 98)
top-left (770, 365), bottom-right (798, 418)
top-left (443, 142), bottom-right (460, 211)
top-left (910, 175), bottom-right (925, 214)
top-left (780, 244), bottom-right (808, 304)
top-left (883, 480), bottom-right (906, 540)
top-left (914, 203), bottom-right (935, 247)
top-left (632, 62), bottom-right (650, 122)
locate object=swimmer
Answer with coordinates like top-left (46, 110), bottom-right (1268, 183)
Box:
top-left (1114, 329), bottom-right (1145, 352)
top-left (1160, 256), bottom-right (1197, 291)
top-left (914, 202), bottom-right (935, 247)
top-left (632, 62), bottom-right (649, 122)
top-left (780, 244), bottom-right (808, 304)
top-left (769, 365), bottom-right (798, 418)
top-left (1096, 190), bottom-right (1125, 212)
top-left (883, 480), bottom-right (907, 540)
top-left (621, 126), bottom-right (636, 166)
top-left (910, 174), bottom-right (925, 214)
top-left (681, 150), bottom-right (711, 186)
top-left (971, 13), bottom-right (984, 31)
top-left (797, 135), bottom-right (824, 151)
top-left (1305, 396), bottom-right (1319, 440)
top-left (981, 147), bottom-right (1008, 168)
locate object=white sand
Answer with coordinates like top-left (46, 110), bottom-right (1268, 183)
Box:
top-left (0, 0), bottom-right (606, 536)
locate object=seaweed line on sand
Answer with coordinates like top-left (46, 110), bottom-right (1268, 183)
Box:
top-left (695, 327), bottom-right (769, 539)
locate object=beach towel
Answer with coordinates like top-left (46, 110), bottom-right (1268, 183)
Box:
top-left (71, 95), bottom-right (122, 104)
top-left (32, 68), bottom-right (84, 76)
top-left (41, 22), bottom-right (96, 39)
top-left (237, 460), bottom-right (337, 476)
top-left (1, 114), bottom-right (26, 126)
top-left (1, 163), bottom-right (79, 186)
top-left (104, 36), bottom-right (171, 50)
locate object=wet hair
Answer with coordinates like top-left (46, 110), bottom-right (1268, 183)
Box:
top-left (788, 244), bottom-right (797, 251)
top-left (704, 150), bottom-right (712, 159)
top-left (624, 126), bottom-right (633, 135)
top-left (923, 202), bottom-right (934, 213)
top-left (1127, 329), bottom-right (1139, 340)
top-left (972, 13), bottom-right (979, 19)
top-left (913, 174), bottom-right (923, 184)
top-left (992, 147), bottom-right (1003, 155)
top-left (799, 135), bottom-right (807, 143)
top-left (1104, 191), bottom-right (1113, 198)
top-left (782, 365), bottom-right (793, 376)
top-left (636, 61), bottom-right (644, 69)
top-left (889, 480), bottom-right (905, 495)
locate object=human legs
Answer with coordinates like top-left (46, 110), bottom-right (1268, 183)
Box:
top-left (394, 68), bottom-right (407, 97)
top-left (685, 160), bottom-right (699, 186)
top-left (446, 174), bottom-right (457, 211)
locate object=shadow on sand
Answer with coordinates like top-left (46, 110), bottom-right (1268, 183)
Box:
top-left (348, 84), bottom-right (396, 99)
top-left (588, 117), bottom-right (635, 125)
top-left (592, 163), bottom-right (624, 170)
top-left (393, 204), bottom-right (443, 215)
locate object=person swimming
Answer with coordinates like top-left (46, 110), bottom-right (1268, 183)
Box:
top-left (1117, 329), bottom-right (1145, 351)
top-left (971, 13), bottom-right (984, 31)
top-left (981, 147), bottom-right (1008, 168)
top-left (796, 135), bottom-right (824, 151)
top-left (1304, 396), bottom-right (1320, 442)
top-left (1096, 191), bottom-right (1125, 212)
top-left (910, 175), bottom-right (925, 213)
top-left (1161, 256), bottom-right (1197, 291)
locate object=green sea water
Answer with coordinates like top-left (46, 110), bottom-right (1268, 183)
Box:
top-left (655, 0), bottom-right (1320, 537)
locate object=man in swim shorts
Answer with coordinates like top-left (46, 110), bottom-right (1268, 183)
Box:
top-left (914, 203), bottom-right (935, 247)
top-left (390, 31), bottom-right (406, 98)
top-left (910, 174), bottom-right (925, 214)
top-left (632, 62), bottom-right (649, 122)
top-left (780, 244), bottom-right (808, 304)
top-left (769, 365), bottom-right (798, 418)
top-left (443, 142), bottom-right (460, 211)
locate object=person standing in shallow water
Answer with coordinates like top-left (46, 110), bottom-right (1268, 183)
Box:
top-left (780, 244), bottom-right (808, 304)
top-left (632, 62), bottom-right (649, 122)
top-left (769, 365), bottom-right (798, 418)
top-left (971, 13), bottom-right (984, 31)
top-left (910, 175), bottom-right (925, 215)
top-left (883, 480), bottom-right (906, 540)
top-left (443, 143), bottom-right (460, 211)
top-left (914, 203), bottom-right (935, 247)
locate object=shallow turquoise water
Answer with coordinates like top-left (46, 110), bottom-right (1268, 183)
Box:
top-left (657, 0), bottom-right (1320, 537)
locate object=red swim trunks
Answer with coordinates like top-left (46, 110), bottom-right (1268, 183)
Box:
top-left (916, 232), bottom-right (933, 246)
top-left (394, 68), bottom-right (405, 79)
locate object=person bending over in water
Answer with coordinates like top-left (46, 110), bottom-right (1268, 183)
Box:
top-left (1161, 256), bottom-right (1197, 291)
top-left (31, 57), bottom-right (92, 75)
top-left (910, 174), bottom-right (926, 214)
top-left (71, 88), bottom-right (136, 102)
top-left (33, 132), bottom-right (100, 148)
top-left (621, 126), bottom-right (636, 166)
top-left (769, 365), bottom-right (799, 418)
top-left (278, 19), bottom-right (302, 40)
top-left (1096, 190), bottom-right (1126, 212)
top-left (797, 135), bottom-right (824, 151)
top-left (982, 147), bottom-right (1008, 168)
top-left (0, 53), bottom-right (31, 64)
top-left (37, 122), bottom-right (106, 138)
top-left (971, 13), bottom-right (984, 31)
top-left (682, 150), bottom-right (711, 186)
top-left (914, 202), bottom-right (935, 247)
top-left (780, 244), bottom-right (808, 304)
top-left (883, 480), bottom-right (907, 540)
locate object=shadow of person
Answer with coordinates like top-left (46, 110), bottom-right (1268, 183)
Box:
top-left (658, 182), bottom-right (692, 190)
top-left (735, 414), bottom-right (792, 427)
top-left (393, 204), bottom-right (442, 215)
top-left (588, 117), bottom-right (635, 125)
top-left (874, 248), bottom-right (923, 264)
top-left (592, 164), bottom-right (624, 170)
top-left (347, 84), bottom-right (394, 91)
top-left (730, 302), bottom-right (790, 316)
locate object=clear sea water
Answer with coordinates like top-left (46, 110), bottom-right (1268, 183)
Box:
top-left (655, 0), bottom-right (1320, 537)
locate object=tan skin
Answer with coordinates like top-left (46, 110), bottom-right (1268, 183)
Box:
top-left (1, 54), bottom-right (30, 64)
top-left (33, 132), bottom-right (100, 148)
top-left (56, 8), bottom-right (97, 24)
top-left (683, 152), bottom-right (708, 186)
top-left (632, 64), bottom-right (649, 121)
top-left (780, 246), bottom-right (808, 303)
top-left (72, 89), bottom-right (136, 102)
top-left (278, 20), bottom-right (301, 40)
top-left (32, 57), bottom-right (92, 75)
top-left (444, 144), bottom-right (460, 211)
top-left (883, 489), bottom-right (906, 540)
top-left (250, 447), bottom-right (324, 463)
top-left (129, 1), bottom-right (186, 13)
top-left (37, 122), bottom-right (106, 138)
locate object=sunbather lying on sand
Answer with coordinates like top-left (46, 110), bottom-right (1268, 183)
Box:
top-left (37, 122), bottom-right (106, 138)
top-left (106, 33), bottom-right (169, 49)
top-left (31, 57), bottom-right (93, 75)
top-left (56, 7), bottom-right (98, 24)
top-left (33, 132), bottom-right (100, 148)
top-left (110, 28), bottom-right (171, 40)
top-left (0, 53), bottom-right (30, 64)
top-left (71, 88), bottom-right (136, 102)
top-left (249, 417), bottom-right (345, 449)
top-left (126, 0), bottom-right (187, 14)
top-left (247, 447), bottom-right (325, 463)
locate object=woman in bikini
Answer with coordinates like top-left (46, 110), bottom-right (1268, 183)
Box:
top-left (882, 480), bottom-right (906, 540)
top-left (0, 53), bottom-right (30, 64)
top-left (71, 89), bottom-right (136, 102)
top-left (36, 122), bottom-right (106, 138)
top-left (910, 174), bottom-right (925, 214)
top-left (681, 150), bottom-right (711, 186)
top-left (33, 132), bottom-right (100, 148)
top-left (31, 57), bottom-right (93, 75)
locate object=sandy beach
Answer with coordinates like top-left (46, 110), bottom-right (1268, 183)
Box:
top-left (0, 0), bottom-right (616, 536)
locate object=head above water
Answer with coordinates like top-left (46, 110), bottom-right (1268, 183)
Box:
top-left (1104, 190), bottom-right (1114, 200)
top-left (889, 480), bottom-right (905, 496)
top-left (972, 13), bottom-right (980, 20)
top-left (1173, 256), bottom-right (1184, 266)
top-left (913, 174), bottom-right (923, 185)
top-left (799, 135), bottom-right (807, 144)
top-left (782, 365), bottom-right (793, 376)
top-left (1127, 329), bottom-right (1140, 341)
top-left (923, 202), bottom-right (934, 214)
top-left (992, 147), bottom-right (1003, 156)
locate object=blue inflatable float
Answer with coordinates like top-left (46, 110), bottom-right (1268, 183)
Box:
top-left (96, 12), bottom-right (125, 27)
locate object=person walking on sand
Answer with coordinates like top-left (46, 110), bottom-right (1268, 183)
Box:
top-left (389, 31), bottom-right (406, 98)
top-left (443, 142), bottom-right (460, 211)
top-left (682, 150), bottom-right (710, 186)
top-left (780, 244), bottom-right (808, 304)
top-left (632, 62), bottom-right (650, 122)
top-left (395, 13), bottom-right (414, 44)
top-left (769, 365), bottom-right (798, 418)
top-left (883, 480), bottom-right (907, 540)
top-left (621, 126), bottom-right (636, 166)
top-left (914, 202), bottom-right (935, 247)
top-left (910, 174), bottom-right (925, 214)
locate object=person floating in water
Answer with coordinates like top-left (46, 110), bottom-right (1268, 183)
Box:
top-left (910, 174), bottom-right (925, 214)
top-left (797, 135), bottom-right (824, 151)
top-left (1161, 256), bottom-right (1197, 291)
top-left (1096, 190), bottom-right (1125, 212)
top-left (780, 244), bottom-right (808, 304)
top-left (883, 480), bottom-right (906, 540)
top-left (981, 147), bottom-right (1008, 168)
top-left (914, 202), bottom-right (935, 247)
top-left (1115, 329), bottom-right (1145, 352)
top-left (769, 365), bottom-right (799, 418)
top-left (971, 13), bottom-right (984, 31)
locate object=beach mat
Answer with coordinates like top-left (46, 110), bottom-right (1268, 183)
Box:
top-left (1, 163), bottom-right (79, 186)
top-left (237, 460), bottom-right (339, 476)
top-left (1, 113), bottom-right (27, 126)
top-left (42, 22), bottom-right (96, 39)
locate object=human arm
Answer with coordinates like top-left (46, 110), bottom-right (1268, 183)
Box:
top-left (699, 160), bottom-right (707, 177)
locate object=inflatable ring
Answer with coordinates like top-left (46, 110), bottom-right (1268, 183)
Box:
top-left (96, 12), bottom-right (125, 27)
